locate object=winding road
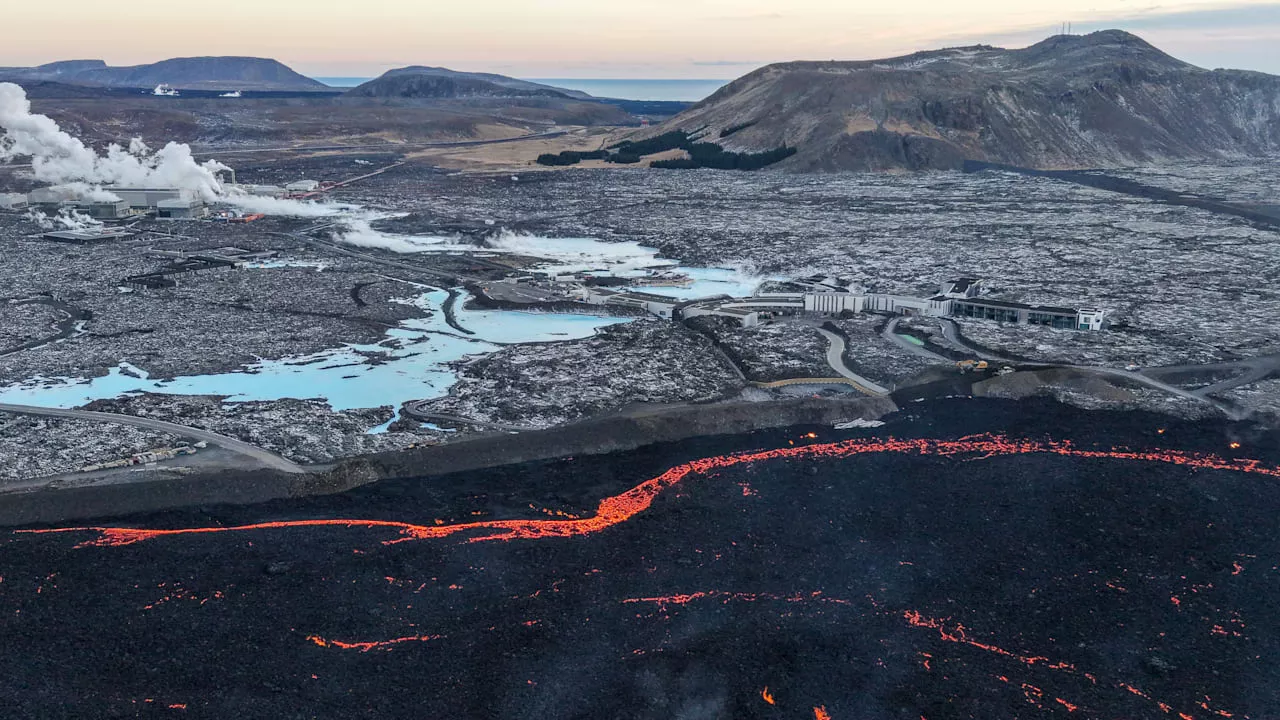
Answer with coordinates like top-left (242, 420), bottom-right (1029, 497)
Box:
top-left (813, 327), bottom-right (891, 396)
top-left (0, 403), bottom-right (307, 475)
top-left (401, 406), bottom-right (537, 432)
top-left (882, 318), bottom-right (950, 362)
top-left (933, 320), bottom-right (1247, 419)
top-left (1140, 355), bottom-right (1280, 398)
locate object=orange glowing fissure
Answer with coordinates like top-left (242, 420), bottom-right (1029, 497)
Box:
top-left (305, 633), bottom-right (444, 652)
top-left (906, 609), bottom-right (1240, 720)
top-left (17, 434), bottom-right (1280, 549)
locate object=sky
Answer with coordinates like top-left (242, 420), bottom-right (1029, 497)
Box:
top-left (2, 0), bottom-right (1280, 78)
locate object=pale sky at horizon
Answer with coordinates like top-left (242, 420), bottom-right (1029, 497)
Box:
top-left (4, 0), bottom-right (1280, 78)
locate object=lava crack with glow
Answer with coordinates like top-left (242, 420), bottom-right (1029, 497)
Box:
top-left (18, 433), bottom-right (1279, 549)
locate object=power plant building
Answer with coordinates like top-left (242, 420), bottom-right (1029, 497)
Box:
top-left (106, 187), bottom-right (192, 209)
top-left (157, 198), bottom-right (210, 219)
top-left (285, 180), bottom-right (320, 192)
top-left (82, 200), bottom-right (132, 220)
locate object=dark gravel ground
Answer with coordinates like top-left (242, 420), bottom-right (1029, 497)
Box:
top-left (1, 392), bottom-right (1278, 719)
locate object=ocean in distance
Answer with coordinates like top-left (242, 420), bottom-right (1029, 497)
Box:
top-left (312, 77), bottom-right (729, 102)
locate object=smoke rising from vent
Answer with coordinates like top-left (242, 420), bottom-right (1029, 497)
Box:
top-left (25, 207), bottom-right (104, 231)
top-left (0, 82), bottom-right (228, 201)
top-left (221, 193), bottom-right (356, 218)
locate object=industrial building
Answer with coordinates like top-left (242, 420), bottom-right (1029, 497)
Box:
top-left (0, 193), bottom-right (28, 211)
top-left (951, 298), bottom-right (1108, 331)
top-left (123, 256), bottom-right (236, 290)
top-left (582, 287), bottom-right (681, 319)
top-left (682, 303), bottom-right (762, 327)
top-left (107, 187), bottom-right (191, 209)
top-left (551, 271), bottom-right (1109, 332)
top-left (285, 180), bottom-right (321, 193)
top-left (749, 276), bottom-right (1107, 330)
top-left (25, 185), bottom-right (205, 219)
top-left (42, 228), bottom-right (136, 243)
top-left (122, 247), bottom-right (278, 290)
top-left (83, 200), bottom-right (132, 220)
top-left (230, 184), bottom-right (286, 198)
top-left (157, 198), bottom-right (210, 219)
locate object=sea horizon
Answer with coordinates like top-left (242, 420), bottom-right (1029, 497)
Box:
top-left (311, 76), bottom-right (729, 102)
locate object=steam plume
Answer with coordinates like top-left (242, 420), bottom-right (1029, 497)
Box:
top-left (0, 82), bottom-right (228, 200)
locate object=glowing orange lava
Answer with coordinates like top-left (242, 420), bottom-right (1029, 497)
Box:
top-left (18, 434), bottom-right (1280, 550)
top-left (762, 687), bottom-right (775, 705)
top-left (905, 609), bottom-right (1234, 720)
top-left (814, 706), bottom-right (832, 720)
top-left (306, 633), bottom-right (444, 652)
top-left (903, 610), bottom-right (1074, 671)
top-left (623, 590), bottom-right (852, 611)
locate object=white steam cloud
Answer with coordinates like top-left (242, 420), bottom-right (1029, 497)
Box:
top-left (25, 207), bottom-right (103, 231)
top-left (483, 231), bottom-right (677, 273)
top-left (0, 82), bottom-right (227, 201)
top-left (220, 193), bottom-right (357, 218)
top-left (334, 218), bottom-right (474, 253)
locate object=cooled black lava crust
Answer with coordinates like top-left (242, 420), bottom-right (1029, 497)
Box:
top-left (2, 399), bottom-right (1277, 719)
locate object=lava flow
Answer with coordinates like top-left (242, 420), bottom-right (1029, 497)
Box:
top-left (305, 633), bottom-right (445, 652)
top-left (18, 433), bottom-right (1280, 549)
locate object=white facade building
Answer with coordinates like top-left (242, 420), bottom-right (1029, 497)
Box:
top-left (1076, 309), bottom-right (1109, 331)
top-left (803, 292), bottom-right (863, 314)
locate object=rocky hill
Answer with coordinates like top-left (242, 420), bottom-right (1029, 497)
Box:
top-left (0, 57), bottom-right (327, 92)
top-left (656, 30), bottom-right (1280, 171)
top-left (346, 67), bottom-right (581, 99)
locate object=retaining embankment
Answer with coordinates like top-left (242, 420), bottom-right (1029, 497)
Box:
top-left (0, 396), bottom-right (895, 527)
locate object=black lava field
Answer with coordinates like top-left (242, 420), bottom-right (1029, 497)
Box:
top-left (2, 399), bottom-right (1278, 719)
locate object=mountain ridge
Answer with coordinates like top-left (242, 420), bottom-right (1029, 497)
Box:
top-left (658, 30), bottom-right (1280, 171)
top-left (345, 67), bottom-right (588, 100)
top-left (0, 57), bottom-right (328, 92)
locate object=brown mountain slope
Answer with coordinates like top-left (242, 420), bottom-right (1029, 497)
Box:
top-left (659, 30), bottom-right (1280, 171)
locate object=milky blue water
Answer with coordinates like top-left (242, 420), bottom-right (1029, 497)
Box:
top-left (0, 290), bottom-right (626, 429)
top-left (629, 267), bottom-right (767, 300)
top-left (0, 232), bottom-right (765, 434)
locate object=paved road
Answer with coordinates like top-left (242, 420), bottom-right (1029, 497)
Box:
top-left (0, 403), bottom-right (307, 474)
top-left (402, 406), bottom-right (536, 432)
top-left (936, 320), bottom-right (1024, 365)
top-left (935, 320), bottom-right (1246, 419)
top-left (882, 318), bottom-right (951, 362)
top-left (814, 327), bottom-right (891, 396)
top-left (1140, 354), bottom-right (1280, 398)
top-left (0, 297), bottom-right (91, 358)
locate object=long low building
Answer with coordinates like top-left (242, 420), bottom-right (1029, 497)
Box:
top-left (582, 287), bottom-right (681, 319)
top-left (952, 298), bottom-right (1108, 331)
top-left (42, 228), bottom-right (136, 243)
top-left (561, 274), bottom-right (1108, 331)
top-left (797, 277), bottom-right (1109, 330)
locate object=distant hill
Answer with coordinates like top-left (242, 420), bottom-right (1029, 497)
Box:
top-left (651, 30), bottom-right (1280, 171)
top-left (0, 57), bottom-right (328, 92)
top-left (346, 67), bottom-right (588, 100)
